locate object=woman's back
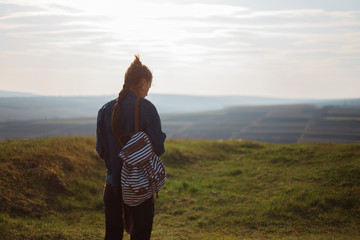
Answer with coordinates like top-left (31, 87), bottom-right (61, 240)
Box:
top-left (96, 90), bottom-right (166, 187)
top-left (96, 55), bottom-right (166, 239)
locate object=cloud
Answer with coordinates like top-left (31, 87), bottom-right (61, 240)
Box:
top-left (2, 1), bottom-right (359, 59)
top-left (48, 3), bottom-right (81, 13)
top-left (0, 2), bottom-right (42, 16)
top-left (0, 0), bottom-right (359, 97)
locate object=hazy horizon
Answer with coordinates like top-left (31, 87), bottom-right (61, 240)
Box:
top-left (1, 89), bottom-right (360, 100)
top-left (1, 0), bottom-right (360, 99)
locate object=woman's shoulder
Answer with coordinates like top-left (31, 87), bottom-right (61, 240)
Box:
top-left (97, 99), bottom-right (116, 119)
top-left (100, 99), bottom-right (116, 112)
top-left (139, 98), bottom-right (159, 114)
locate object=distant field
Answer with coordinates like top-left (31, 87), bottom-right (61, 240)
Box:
top-left (1, 104), bottom-right (359, 144)
top-left (0, 137), bottom-right (359, 239)
top-left (0, 118), bottom-right (96, 140)
top-left (162, 105), bottom-right (360, 143)
top-left (2, 93), bottom-right (359, 123)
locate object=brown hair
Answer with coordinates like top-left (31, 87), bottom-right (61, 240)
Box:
top-left (111, 55), bottom-right (152, 146)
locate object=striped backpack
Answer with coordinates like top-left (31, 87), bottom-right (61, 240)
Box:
top-left (119, 97), bottom-right (166, 206)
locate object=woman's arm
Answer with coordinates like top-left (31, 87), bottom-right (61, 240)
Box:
top-left (96, 107), bottom-right (105, 159)
top-left (142, 101), bottom-right (166, 156)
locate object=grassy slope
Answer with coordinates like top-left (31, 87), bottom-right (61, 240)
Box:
top-left (0, 137), bottom-right (105, 239)
top-left (0, 138), bottom-right (359, 239)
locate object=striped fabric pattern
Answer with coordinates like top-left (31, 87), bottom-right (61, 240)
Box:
top-left (119, 131), bottom-right (166, 206)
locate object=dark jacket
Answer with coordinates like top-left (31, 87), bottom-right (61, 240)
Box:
top-left (96, 91), bottom-right (166, 187)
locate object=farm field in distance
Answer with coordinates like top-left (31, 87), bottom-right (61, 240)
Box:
top-left (162, 105), bottom-right (360, 143)
top-left (1, 104), bottom-right (359, 144)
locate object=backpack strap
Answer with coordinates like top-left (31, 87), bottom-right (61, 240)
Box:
top-left (134, 97), bottom-right (140, 133)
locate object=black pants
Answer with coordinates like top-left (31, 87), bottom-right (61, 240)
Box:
top-left (103, 184), bottom-right (154, 240)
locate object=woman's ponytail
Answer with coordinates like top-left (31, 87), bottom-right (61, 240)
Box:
top-left (111, 55), bottom-right (152, 146)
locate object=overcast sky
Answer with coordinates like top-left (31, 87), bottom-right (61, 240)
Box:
top-left (1, 0), bottom-right (360, 98)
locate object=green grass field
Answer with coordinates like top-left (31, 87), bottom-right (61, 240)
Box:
top-left (0, 137), bottom-right (359, 239)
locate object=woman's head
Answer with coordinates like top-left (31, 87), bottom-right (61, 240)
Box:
top-left (112, 55), bottom-right (152, 146)
top-left (123, 55), bottom-right (152, 98)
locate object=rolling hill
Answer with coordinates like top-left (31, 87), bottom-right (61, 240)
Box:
top-left (0, 137), bottom-right (359, 239)
top-left (162, 104), bottom-right (360, 143)
top-left (1, 90), bottom-right (359, 144)
top-left (1, 90), bottom-right (360, 122)
top-left (1, 104), bottom-right (359, 144)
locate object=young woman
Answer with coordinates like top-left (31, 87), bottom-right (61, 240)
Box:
top-left (96, 56), bottom-right (166, 240)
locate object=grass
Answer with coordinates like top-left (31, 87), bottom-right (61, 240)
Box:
top-left (0, 137), bottom-right (105, 239)
top-left (0, 137), bottom-right (360, 239)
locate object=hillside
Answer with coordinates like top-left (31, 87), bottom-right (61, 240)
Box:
top-left (1, 90), bottom-right (360, 123)
top-left (0, 138), bottom-right (360, 239)
top-left (0, 90), bottom-right (38, 98)
top-left (0, 137), bottom-right (105, 239)
top-left (162, 104), bottom-right (360, 143)
top-left (1, 104), bottom-right (359, 143)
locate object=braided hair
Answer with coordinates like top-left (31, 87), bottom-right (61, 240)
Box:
top-left (111, 55), bottom-right (153, 146)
